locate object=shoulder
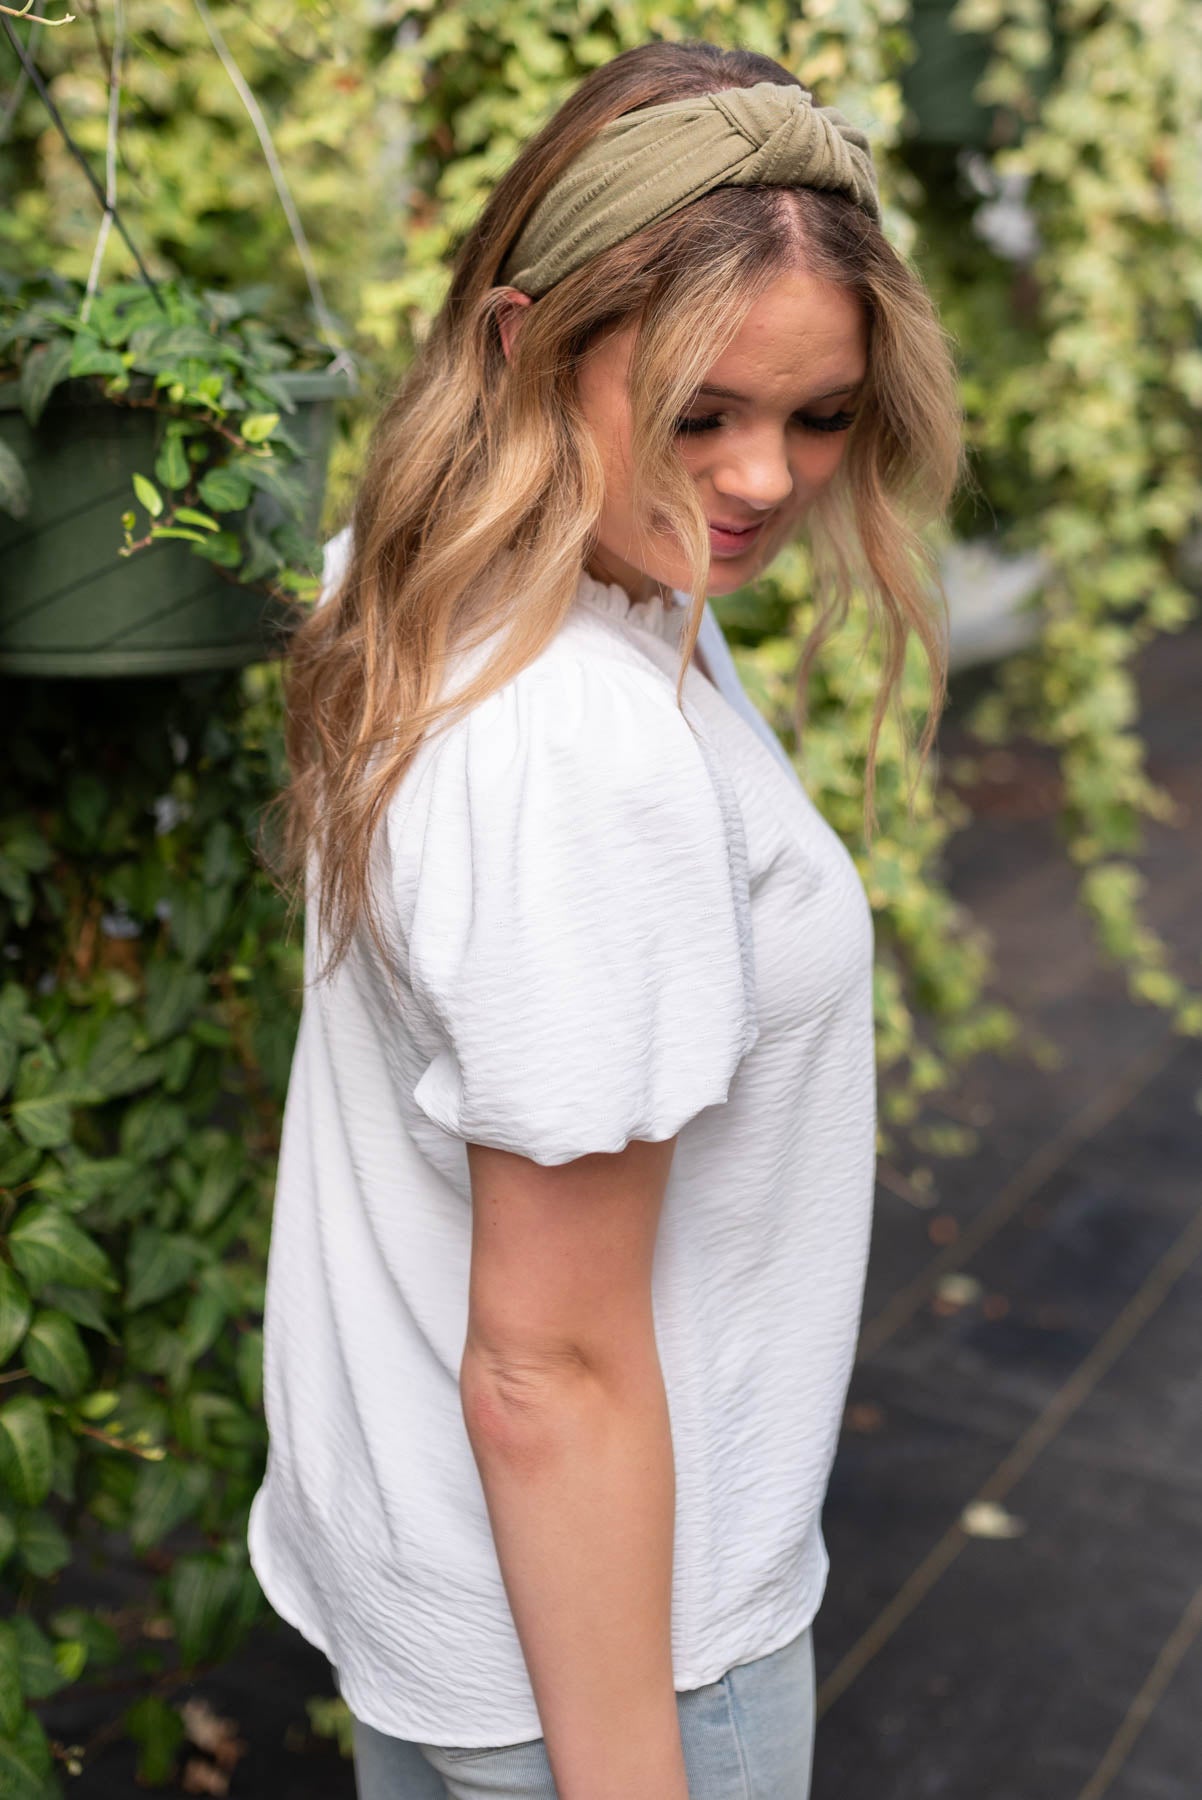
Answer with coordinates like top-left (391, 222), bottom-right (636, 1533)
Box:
top-left (410, 622), bottom-right (712, 822)
top-left (383, 627), bottom-right (741, 932)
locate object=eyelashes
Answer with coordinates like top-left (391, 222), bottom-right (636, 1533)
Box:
top-left (673, 409), bottom-right (858, 438)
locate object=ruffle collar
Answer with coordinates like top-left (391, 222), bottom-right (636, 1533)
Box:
top-left (574, 567), bottom-right (691, 648)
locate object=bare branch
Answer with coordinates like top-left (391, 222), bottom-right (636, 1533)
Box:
top-left (0, 2), bottom-right (75, 24)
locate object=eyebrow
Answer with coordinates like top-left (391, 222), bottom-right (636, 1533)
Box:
top-left (696, 380), bottom-right (864, 405)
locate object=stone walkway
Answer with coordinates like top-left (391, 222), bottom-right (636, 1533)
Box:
top-left (816, 615), bottom-right (1202, 1799)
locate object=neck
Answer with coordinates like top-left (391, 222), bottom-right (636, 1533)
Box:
top-left (584, 550), bottom-right (675, 607)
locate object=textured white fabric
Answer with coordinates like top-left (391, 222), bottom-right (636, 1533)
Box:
top-left (247, 557), bottom-right (878, 1747)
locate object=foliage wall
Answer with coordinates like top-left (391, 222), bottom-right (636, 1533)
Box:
top-left (1, 0), bottom-right (1200, 1788)
top-left (0, 672), bottom-right (293, 1792)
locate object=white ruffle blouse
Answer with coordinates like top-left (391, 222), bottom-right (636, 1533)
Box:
top-left (247, 558), bottom-right (878, 1747)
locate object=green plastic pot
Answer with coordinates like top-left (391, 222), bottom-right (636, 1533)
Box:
top-left (0, 365), bottom-right (352, 677)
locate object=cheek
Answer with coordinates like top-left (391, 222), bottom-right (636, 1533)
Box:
top-left (597, 412), bottom-right (636, 513)
top-left (793, 434), bottom-right (852, 493)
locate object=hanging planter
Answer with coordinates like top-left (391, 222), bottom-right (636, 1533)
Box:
top-left (0, 276), bottom-right (356, 677)
top-left (0, 9), bottom-right (359, 679)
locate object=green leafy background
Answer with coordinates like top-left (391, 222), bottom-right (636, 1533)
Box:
top-left (1, 0), bottom-right (1200, 1788)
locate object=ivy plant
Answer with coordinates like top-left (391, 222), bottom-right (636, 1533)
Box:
top-left (0, 668), bottom-right (296, 1794)
top-left (0, 271), bottom-right (343, 607)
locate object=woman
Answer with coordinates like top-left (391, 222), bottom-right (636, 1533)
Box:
top-left (249, 37), bottom-right (962, 1800)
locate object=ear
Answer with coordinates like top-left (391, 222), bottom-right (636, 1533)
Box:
top-left (495, 286), bottom-right (534, 361)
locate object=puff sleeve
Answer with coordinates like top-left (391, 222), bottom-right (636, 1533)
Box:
top-left (400, 656), bottom-right (759, 1166)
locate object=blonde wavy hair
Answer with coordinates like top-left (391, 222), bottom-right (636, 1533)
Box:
top-left (275, 39), bottom-right (965, 981)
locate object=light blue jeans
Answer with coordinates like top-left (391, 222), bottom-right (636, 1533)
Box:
top-left (345, 1624), bottom-right (815, 1799)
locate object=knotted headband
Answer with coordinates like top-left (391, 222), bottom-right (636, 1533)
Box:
top-left (498, 80), bottom-right (881, 299)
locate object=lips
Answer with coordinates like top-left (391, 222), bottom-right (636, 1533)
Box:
top-left (708, 518), bottom-right (767, 556)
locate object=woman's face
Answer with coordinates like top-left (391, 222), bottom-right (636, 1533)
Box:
top-left (499, 265), bottom-right (869, 603)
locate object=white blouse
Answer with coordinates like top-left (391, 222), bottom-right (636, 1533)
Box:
top-left (247, 559), bottom-right (878, 1747)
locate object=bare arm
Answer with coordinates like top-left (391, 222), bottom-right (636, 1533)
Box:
top-left (459, 1134), bottom-right (689, 1800)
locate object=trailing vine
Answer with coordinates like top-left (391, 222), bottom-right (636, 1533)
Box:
top-left (1, 272), bottom-right (343, 606)
top-left (0, 1), bottom-right (1199, 1787)
top-left (921, 0), bottom-right (1202, 1030)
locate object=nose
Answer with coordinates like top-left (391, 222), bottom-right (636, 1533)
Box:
top-left (709, 429), bottom-right (795, 514)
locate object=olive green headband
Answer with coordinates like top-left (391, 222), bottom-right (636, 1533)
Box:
top-left (498, 80), bottom-right (881, 299)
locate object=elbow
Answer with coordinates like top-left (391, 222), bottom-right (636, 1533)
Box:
top-left (459, 1342), bottom-right (600, 1466)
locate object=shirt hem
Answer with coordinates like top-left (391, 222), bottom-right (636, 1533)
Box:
top-left (285, 1573), bottom-right (829, 1750)
top-left (247, 1486), bottom-right (337, 1669)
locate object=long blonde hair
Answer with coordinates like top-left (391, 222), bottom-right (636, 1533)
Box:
top-left (275, 39), bottom-right (964, 980)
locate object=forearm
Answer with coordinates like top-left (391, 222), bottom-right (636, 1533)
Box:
top-left (460, 1345), bottom-right (688, 1800)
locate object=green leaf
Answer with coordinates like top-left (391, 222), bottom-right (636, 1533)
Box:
top-left (18, 338), bottom-right (73, 427)
top-left (130, 1457), bottom-right (207, 1552)
top-left (12, 1614), bottom-right (70, 1698)
top-left (0, 1038), bottom-right (24, 1103)
top-left (0, 854), bottom-right (33, 928)
top-left (38, 1286), bottom-right (116, 1342)
top-left (126, 1314), bottom-right (190, 1387)
top-left (0, 1264), bottom-right (33, 1365)
top-left (154, 432), bottom-right (191, 491)
top-left (232, 519), bottom-right (280, 585)
top-left (240, 412), bottom-right (280, 443)
top-left (52, 1639), bottom-right (87, 1684)
top-left (10, 1053), bottom-right (88, 1151)
top-left (0, 1621), bottom-right (22, 1735)
top-left (76, 1391), bottom-right (119, 1421)
top-left (0, 1709), bottom-right (57, 1799)
top-left (189, 1138), bottom-right (243, 1233)
top-left (143, 961), bottom-right (206, 1046)
top-left (33, 1154), bottom-right (139, 1210)
top-left (274, 567), bottom-right (321, 600)
top-left (0, 1396), bottom-right (53, 1507)
top-left (81, 1012), bottom-right (167, 1102)
top-left (68, 334), bottom-right (126, 379)
top-left (190, 530), bottom-right (242, 569)
top-left (119, 1093), bottom-right (189, 1163)
top-left (0, 1127), bottom-right (40, 1188)
top-left (173, 1389), bottom-right (248, 1459)
top-left (172, 507), bottom-right (219, 531)
top-left (131, 472), bottom-right (164, 518)
top-left (47, 1608), bottom-right (120, 1668)
top-left (178, 1284), bottom-right (225, 1361)
top-left (196, 466), bottom-right (252, 512)
top-left (227, 452), bottom-right (304, 511)
top-left (0, 827), bottom-right (52, 880)
top-left (124, 1694), bottom-right (184, 1787)
top-left (124, 1228), bottom-right (201, 1312)
top-left (22, 1311), bottom-right (91, 1399)
top-left (148, 526), bottom-right (210, 544)
top-left (15, 1509), bottom-right (70, 1579)
top-left (0, 439), bottom-right (31, 521)
top-left (165, 882), bottom-right (234, 965)
top-left (9, 1205), bottom-right (117, 1294)
top-left (151, 324), bottom-right (222, 362)
top-left (166, 1554), bottom-right (246, 1665)
top-left (0, 1512), bottom-right (17, 1572)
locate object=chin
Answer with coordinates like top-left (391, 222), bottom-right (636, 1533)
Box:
top-left (703, 557), bottom-right (769, 598)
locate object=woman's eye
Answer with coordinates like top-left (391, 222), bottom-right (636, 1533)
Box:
top-left (672, 409), bottom-right (858, 438)
top-left (799, 409), bottom-right (857, 434)
top-left (673, 413), bottom-right (723, 436)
